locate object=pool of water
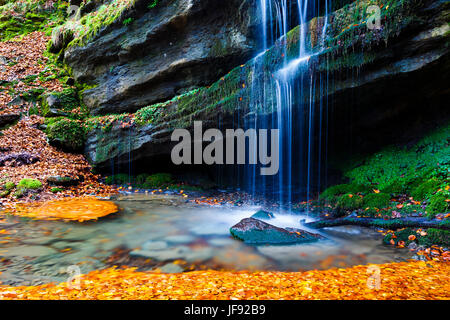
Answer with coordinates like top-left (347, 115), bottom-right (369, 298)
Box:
top-left (0, 194), bottom-right (414, 286)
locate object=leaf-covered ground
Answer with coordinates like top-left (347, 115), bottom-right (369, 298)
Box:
top-left (0, 32), bottom-right (63, 115)
top-left (0, 261), bottom-right (448, 300)
top-left (0, 30), bottom-right (116, 207)
top-left (0, 115), bottom-right (116, 208)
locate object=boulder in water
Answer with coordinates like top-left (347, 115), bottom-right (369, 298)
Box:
top-left (230, 218), bottom-right (323, 245)
top-left (251, 210), bottom-right (275, 220)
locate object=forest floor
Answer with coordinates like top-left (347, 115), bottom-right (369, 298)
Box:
top-left (0, 32), bottom-right (116, 211)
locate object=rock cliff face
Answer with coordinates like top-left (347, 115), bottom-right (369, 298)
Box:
top-left (84, 0), bottom-right (450, 171)
top-left (64, 0), bottom-right (261, 115)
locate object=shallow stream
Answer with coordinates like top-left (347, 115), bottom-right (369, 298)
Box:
top-left (0, 194), bottom-right (414, 286)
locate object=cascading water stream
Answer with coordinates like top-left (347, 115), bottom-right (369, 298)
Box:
top-left (243, 0), bottom-right (329, 212)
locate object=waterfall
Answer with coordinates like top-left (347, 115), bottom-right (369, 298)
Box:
top-left (240, 0), bottom-right (329, 211)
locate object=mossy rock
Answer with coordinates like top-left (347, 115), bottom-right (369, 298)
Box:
top-left (47, 176), bottom-right (79, 187)
top-left (412, 179), bottom-right (441, 201)
top-left (41, 89), bottom-right (84, 118)
top-left (12, 178), bottom-right (42, 198)
top-left (319, 183), bottom-right (367, 203)
top-left (344, 124), bottom-right (449, 197)
top-left (17, 178), bottom-right (42, 190)
top-left (49, 26), bottom-right (74, 54)
top-left (104, 174), bottom-right (131, 185)
top-left (45, 118), bottom-right (86, 152)
top-left (143, 173), bottom-right (173, 189)
top-left (135, 173), bottom-right (150, 186)
top-left (0, 190), bottom-right (10, 197)
top-left (230, 218), bottom-right (323, 245)
top-left (362, 193), bottom-right (391, 209)
top-left (426, 192), bottom-right (450, 218)
top-left (251, 210), bottom-right (275, 220)
top-left (336, 193), bottom-right (362, 211)
top-left (4, 181), bottom-right (15, 191)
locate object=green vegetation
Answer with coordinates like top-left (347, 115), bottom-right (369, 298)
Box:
top-left (122, 17), bottom-right (133, 26)
top-left (18, 178), bottom-right (42, 190)
top-left (11, 178), bottom-right (42, 197)
top-left (45, 118), bottom-right (86, 151)
top-left (104, 173), bottom-right (174, 189)
top-left (135, 173), bottom-right (150, 185)
top-left (383, 228), bottom-right (450, 247)
top-left (0, 0), bottom-right (68, 41)
top-left (142, 173), bottom-right (173, 189)
top-left (4, 181), bottom-right (15, 191)
top-left (54, 0), bottom-right (136, 49)
top-left (0, 181), bottom-right (15, 197)
top-left (318, 123), bottom-right (449, 217)
top-left (336, 193), bottom-right (362, 211)
top-left (41, 88), bottom-right (87, 119)
top-left (362, 193), bottom-right (391, 209)
top-left (427, 191), bottom-right (450, 218)
top-left (319, 183), bottom-right (368, 202)
top-left (344, 124), bottom-right (449, 194)
top-left (103, 172), bottom-right (207, 191)
top-left (134, 89), bottom-right (201, 125)
top-left (105, 174), bottom-right (131, 185)
top-left (147, 0), bottom-right (159, 9)
top-left (412, 179), bottom-right (441, 201)
top-left (51, 187), bottom-right (63, 193)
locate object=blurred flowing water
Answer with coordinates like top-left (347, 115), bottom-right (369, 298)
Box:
top-left (219, 0), bottom-right (332, 208)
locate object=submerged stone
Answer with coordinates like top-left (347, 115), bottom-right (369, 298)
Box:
top-left (159, 263), bottom-right (184, 273)
top-left (0, 245), bottom-right (57, 257)
top-left (230, 218), bottom-right (324, 245)
top-left (251, 210), bottom-right (275, 220)
top-left (130, 245), bottom-right (214, 263)
top-left (141, 240), bottom-right (168, 251)
top-left (164, 235), bottom-right (195, 244)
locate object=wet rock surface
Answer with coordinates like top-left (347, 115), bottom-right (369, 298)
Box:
top-left (230, 218), bottom-right (324, 245)
top-left (65, 0), bottom-right (261, 115)
top-left (84, 0), bottom-right (449, 171)
top-left (251, 210), bottom-right (275, 220)
top-left (46, 175), bottom-right (80, 187)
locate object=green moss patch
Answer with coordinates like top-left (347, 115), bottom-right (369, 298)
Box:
top-left (0, 1), bottom-right (68, 41)
top-left (362, 193), bottom-right (391, 209)
top-left (412, 179), bottom-right (441, 201)
top-left (45, 118), bottom-right (86, 152)
top-left (18, 178), bottom-right (42, 190)
top-left (142, 173), bottom-right (173, 189)
top-left (54, 0), bottom-right (136, 49)
top-left (41, 88), bottom-right (87, 119)
top-left (427, 191), bottom-right (450, 218)
top-left (336, 193), bottom-right (362, 211)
